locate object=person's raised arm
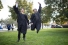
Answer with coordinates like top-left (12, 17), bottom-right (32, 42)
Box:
top-left (38, 2), bottom-right (41, 13)
top-left (13, 2), bottom-right (20, 14)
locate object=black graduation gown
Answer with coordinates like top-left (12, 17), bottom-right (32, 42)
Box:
top-left (13, 5), bottom-right (29, 34)
top-left (30, 4), bottom-right (41, 31)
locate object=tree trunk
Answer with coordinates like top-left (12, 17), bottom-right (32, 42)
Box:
top-left (42, 23), bottom-right (43, 29)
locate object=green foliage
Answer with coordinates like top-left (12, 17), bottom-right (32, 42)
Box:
top-left (41, 5), bottom-right (53, 23)
top-left (8, 6), bottom-right (17, 20)
top-left (0, 18), bottom-right (16, 24)
top-left (9, 0), bottom-right (33, 20)
top-left (0, 0), bottom-right (3, 10)
top-left (44, 0), bottom-right (68, 24)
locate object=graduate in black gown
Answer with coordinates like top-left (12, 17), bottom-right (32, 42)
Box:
top-left (30, 2), bottom-right (41, 33)
top-left (13, 2), bottom-right (29, 41)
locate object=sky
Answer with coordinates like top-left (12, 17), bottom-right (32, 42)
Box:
top-left (0, 0), bottom-right (45, 20)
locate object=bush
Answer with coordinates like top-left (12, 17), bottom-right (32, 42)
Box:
top-left (62, 25), bottom-right (68, 28)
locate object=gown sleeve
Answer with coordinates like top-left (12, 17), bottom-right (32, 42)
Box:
top-left (38, 4), bottom-right (42, 13)
top-left (13, 4), bottom-right (20, 14)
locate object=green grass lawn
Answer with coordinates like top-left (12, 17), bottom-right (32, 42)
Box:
top-left (0, 28), bottom-right (68, 45)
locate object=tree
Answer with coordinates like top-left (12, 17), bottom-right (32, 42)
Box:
top-left (9, 0), bottom-right (33, 20)
top-left (41, 6), bottom-right (53, 29)
top-left (44, 0), bottom-right (68, 25)
top-left (41, 0), bottom-right (56, 24)
top-left (0, 18), bottom-right (17, 27)
top-left (8, 6), bottom-right (17, 20)
top-left (55, 0), bottom-right (68, 24)
top-left (41, 6), bottom-right (52, 23)
top-left (0, 0), bottom-right (3, 10)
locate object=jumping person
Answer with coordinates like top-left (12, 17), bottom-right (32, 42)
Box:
top-left (13, 2), bottom-right (29, 42)
top-left (30, 2), bottom-right (41, 33)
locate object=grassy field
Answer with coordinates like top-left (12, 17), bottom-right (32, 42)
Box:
top-left (0, 28), bottom-right (68, 45)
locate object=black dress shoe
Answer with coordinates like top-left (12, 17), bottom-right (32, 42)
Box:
top-left (37, 30), bottom-right (39, 34)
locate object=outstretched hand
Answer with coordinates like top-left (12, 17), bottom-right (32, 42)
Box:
top-left (15, 1), bottom-right (18, 7)
top-left (15, 1), bottom-right (18, 4)
top-left (38, 2), bottom-right (41, 5)
top-left (31, 23), bottom-right (33, 25)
